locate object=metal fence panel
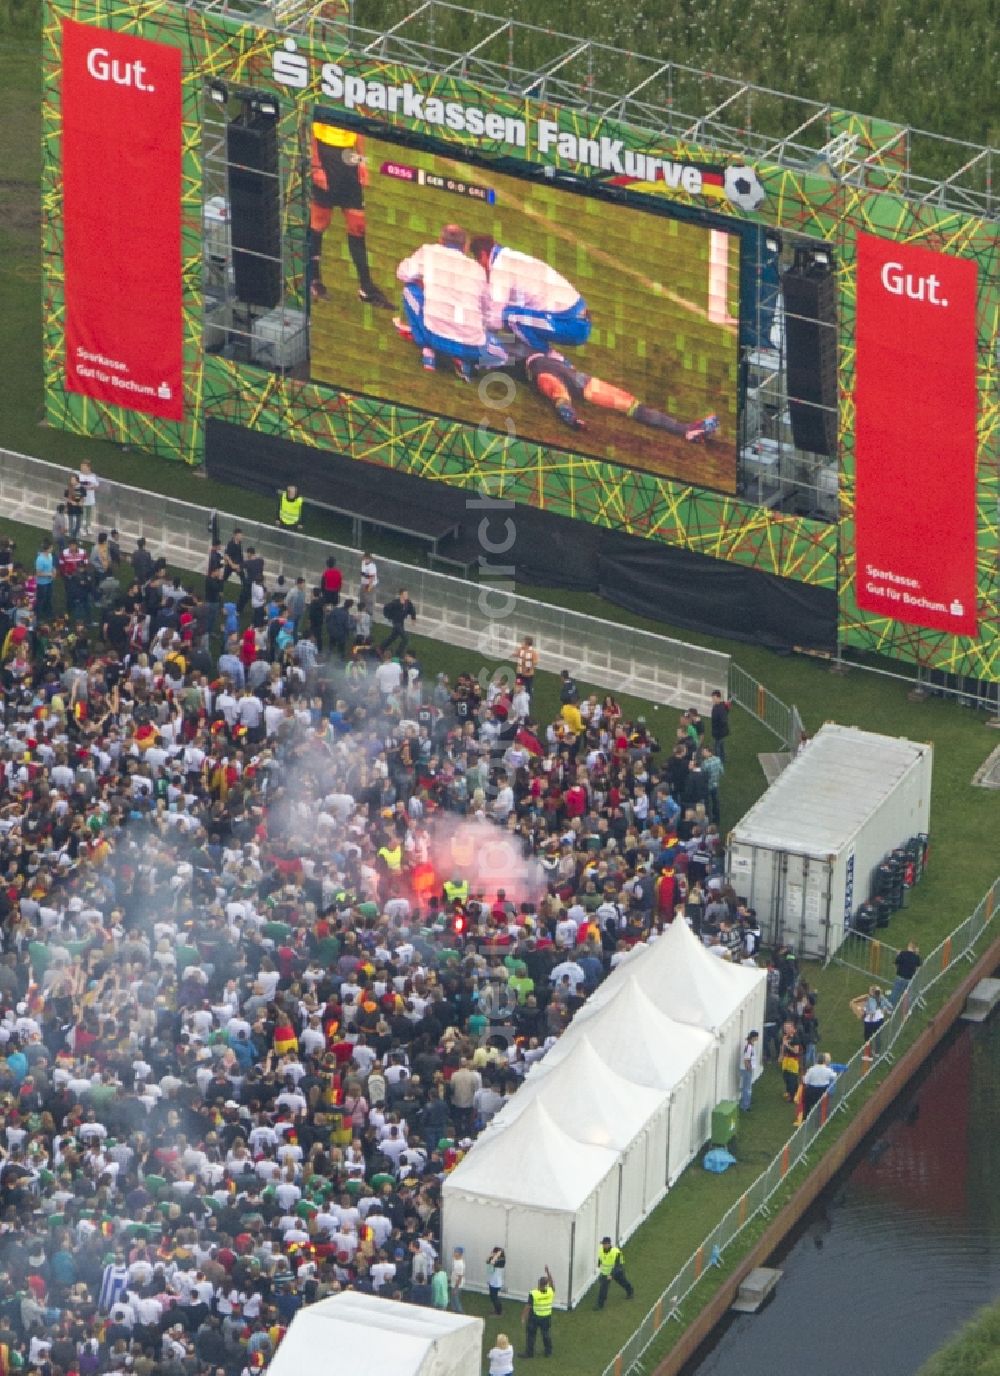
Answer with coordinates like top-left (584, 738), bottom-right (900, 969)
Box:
top-left (0, 447), bottom-right (728, 707)
top-left (601, 872), bottom-right (1000, 1376)
top-left (728, 660), bottom-right (797, 748)
top-left (832, 931), bottom-right (901, 984)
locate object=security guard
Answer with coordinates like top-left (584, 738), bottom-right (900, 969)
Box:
top-left (377, 839), bottom-right (402, 873)
top-left (595, 1236), bottom-right (634, 1309)
top-left (277, 483), bottom-right (304, 530)
top-left (520, 1264), bottom-right (554, 1358)
top-left (442, 876), bottom-right (469, 905)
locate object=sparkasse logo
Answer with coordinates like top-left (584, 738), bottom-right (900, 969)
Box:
top-left (273, 37), bottom-right (309, 88)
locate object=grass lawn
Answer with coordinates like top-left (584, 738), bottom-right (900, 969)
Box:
top-left (916, 1298), bottom-right (1000, 1376)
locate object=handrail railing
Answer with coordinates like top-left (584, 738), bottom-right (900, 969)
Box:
top-left (600, 872), bottom-right (1000, 1376)
top-left (0, 447), bottom-right (729, 710)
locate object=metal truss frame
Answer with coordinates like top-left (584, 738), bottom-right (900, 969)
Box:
top-left (187, 0), bottom-right (997, 214)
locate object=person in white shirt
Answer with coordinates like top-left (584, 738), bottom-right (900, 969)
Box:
top-left (216, 688), bottom-right (239, 727)
top-left (549, 959), bottom-right (585, 994)
top-left (566, 899), bottom-right (587, 931)
top-left (487, 1333), bottom-right (515, 1376)
top-left (300, 1015), bottom-right (325, 1058)
top-left (379, 1126), bottom-right (407, 1166)
top-left (554, 912), bottom-right (579, 949)
top-left (275, 1086), bottom-right (307, 1116)
top-left (510, 683), bottom-right (531, 723)
top-left (358, 553), bottom-right (378, 612)
top-left (374, 658), bottom-right (403, 698)
top-left (493, 779), bottom-right (514, 822)
top-left (739, 1030), bottom-right (760, 1112)
top-left (366, 1208), bottom-right (392, 1248)
top-left (397, 224), bottom-right (505, 378)
top-left (275, 1174), bottom-right (301, 1211)
top-left (237, 691), bottom-right (264, 738)
top-left (77, 459), bottom-right (99, 537)
top-left (801, 1052), bottom-right (839, 1115)
top-left (370, 1256), bottom-right (397, 1292)
top-left (472, 236), bottom-right (591, 351)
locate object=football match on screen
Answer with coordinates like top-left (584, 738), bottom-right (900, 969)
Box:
top-left (309, 117), bottom-right (741, 493)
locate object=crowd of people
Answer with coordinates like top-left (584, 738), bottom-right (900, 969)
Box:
top-left (0, 489), bottom-right (760, 1376)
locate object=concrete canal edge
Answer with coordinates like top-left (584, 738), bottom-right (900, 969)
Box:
top-left (652, 931), bottom-right (1000, 1376)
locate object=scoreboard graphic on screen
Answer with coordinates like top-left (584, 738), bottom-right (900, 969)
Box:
top-left (39, 0), bottom-right (1000, 681)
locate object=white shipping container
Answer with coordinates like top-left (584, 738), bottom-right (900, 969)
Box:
top-left (251, 308), bottom-right (308, 370)
top-left (727, 724), bottom-right (933, 960)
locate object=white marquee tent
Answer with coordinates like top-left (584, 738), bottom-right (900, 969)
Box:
top-left (485, 1033), bottom-right (671, 1235)
top-left (266, 1293), bottom-right (482, 1376)
top-left (633, 918), bottom-right (768, 1100)
top-left (582, 919), bottom-right (767, 1101)
top-left (441, 1097), bottom-right (620, 1308)
top-left (442, 920), bottom-right (768, 1308)
top-left (550, 977), bottom-right (719, 1183)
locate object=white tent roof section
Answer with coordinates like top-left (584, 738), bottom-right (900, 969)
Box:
top-left (555, 975), bottom-right (717, 1089)
top-left (267, 1293), bottom-right (483, 1376)
top-left (634, 916), bottom-right (748, 1028)
top-left (638, 917), bottom-right (768, 1099)
top-left (482, 1037), bottom-right (672, 1237)
top-left (443, 1095), bottom-right (618, 1209)
top-left (537, 976), bottom-right (721, 1184)
top-left (490, 1033), bottom-right (667, 1149)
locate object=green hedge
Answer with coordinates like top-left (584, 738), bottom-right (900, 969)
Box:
top-left (918, 1300), bottom-right (1000, 1376)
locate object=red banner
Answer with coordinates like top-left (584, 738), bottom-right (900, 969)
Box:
top-left (61, 19), bottom-right (183, 422)
top-left (854, 232), bottom-right (978, 636)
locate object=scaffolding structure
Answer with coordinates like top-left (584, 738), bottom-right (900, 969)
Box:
top-left (186, 0), bottom-right (997, 215)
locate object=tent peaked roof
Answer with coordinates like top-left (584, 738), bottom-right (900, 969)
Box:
top-left (633, 917), bottom-right (758, 1027)
top-left (491, 1034), bottom-right (666, 1149)
top-left (312, 1292), bottom-right (477, 1337)
top-left (554, 976), bottom-right (714, 1088)
top-left (442, 1096), bottom-right (618, 1211)
top-left (267, 1293), bottom-right (482, 1376)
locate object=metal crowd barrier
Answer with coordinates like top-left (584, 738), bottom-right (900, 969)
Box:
top-left (728, 660), bottom-right (802, 749)
top-left (0, 447), bottom-right (729, 709)
top-left (600, 871), bottom-right (1000, 1376)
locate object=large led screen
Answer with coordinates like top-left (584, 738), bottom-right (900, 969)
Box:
top-left (308, 114), bottom-right (741, 492)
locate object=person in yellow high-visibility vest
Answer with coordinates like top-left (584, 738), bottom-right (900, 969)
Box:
top-left (443, 877), bottom-right (469, 906)
top-left (594, 1236), bottom-right (634, 1309)
top-left (520, 1264), bottom-right (554, 1358)
top-left (377, 840), bottom-right (402, 873)
top-left (277, 483), bottom-right (303, 530)
top-left (309, 119), bottom-right (392, 308)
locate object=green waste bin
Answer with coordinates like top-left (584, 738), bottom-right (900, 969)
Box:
top-left (711, 1100), bottom-right (739, 1147)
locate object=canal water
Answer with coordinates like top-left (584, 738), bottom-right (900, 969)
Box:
top-left (686, 1014), bottom-right (1000, 1376)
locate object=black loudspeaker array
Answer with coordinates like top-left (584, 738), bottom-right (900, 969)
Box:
top-left (227, 113), bottom-right (282, 310)
top-left (782, 267), bottom-right (838, 456)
